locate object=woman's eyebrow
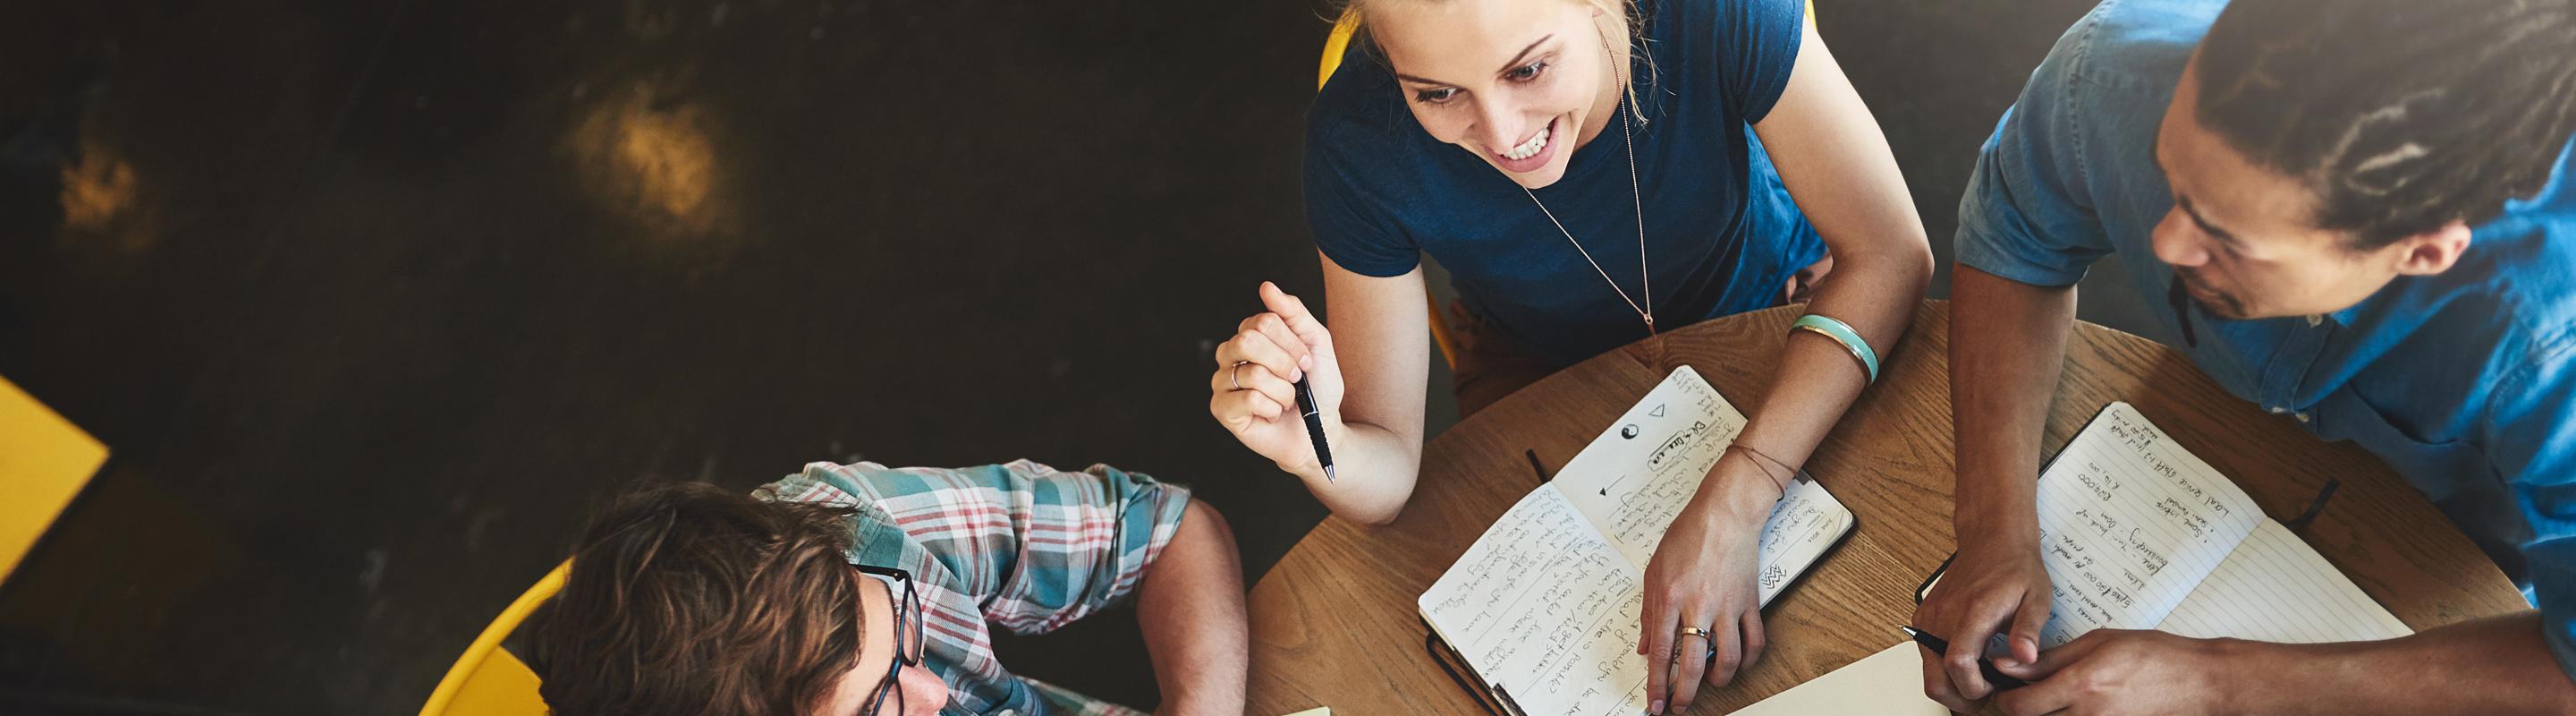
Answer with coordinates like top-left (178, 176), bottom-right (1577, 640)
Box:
top-left (1393, 34), bottom-right (1554, 85)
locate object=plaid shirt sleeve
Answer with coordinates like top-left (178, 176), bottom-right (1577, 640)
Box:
top-left (781, 459), bottom-right (1192, 633)
top-left (915, 459), bottom-right (1191, 634)
top-left (765, 459), bottom-right (1191, 715)
top-left (1021, 677), bottom-right (1150, 716)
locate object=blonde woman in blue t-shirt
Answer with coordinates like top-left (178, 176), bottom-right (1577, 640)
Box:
top-left (1205, 0), bottom-right (1929, 711)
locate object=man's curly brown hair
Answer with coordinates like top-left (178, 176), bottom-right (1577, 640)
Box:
top-left (524, 482), bottom-right (868, 715)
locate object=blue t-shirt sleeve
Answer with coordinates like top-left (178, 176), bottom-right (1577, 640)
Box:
top-left (1953, 24), bottom-right (2115, 288)
top-left (1703, 0), bottom-right (1805, 124)
top-left (2484, 341), bottom-right (2576, 683)
top-left (1302, 105), bottom-right (1421, 277)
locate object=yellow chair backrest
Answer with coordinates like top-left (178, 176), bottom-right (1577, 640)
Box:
top-left (0, 376), bottom-right (109, 586)
top-left (419, 561), bottom-right (569, 716)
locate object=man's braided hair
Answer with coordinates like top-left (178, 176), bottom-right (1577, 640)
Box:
top-left (2196, 0), bottom-right (2576, 248)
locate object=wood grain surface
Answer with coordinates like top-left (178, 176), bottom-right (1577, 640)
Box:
top-left (1245, 301), bottom-right (2527, 715)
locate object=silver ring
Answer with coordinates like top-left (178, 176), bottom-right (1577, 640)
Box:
top-left (1231, 361), bottom-right (1248, 390)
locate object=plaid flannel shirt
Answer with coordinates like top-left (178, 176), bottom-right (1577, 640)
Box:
top-left (763, 459), bottom-right (1191, 716)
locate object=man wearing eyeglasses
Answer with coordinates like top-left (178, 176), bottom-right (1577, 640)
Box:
top-left (524, 460), bottom-right (1249, 716)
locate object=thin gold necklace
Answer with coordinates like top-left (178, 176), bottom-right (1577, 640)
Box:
top-left (1523, 27), bottom-right (1652, 336)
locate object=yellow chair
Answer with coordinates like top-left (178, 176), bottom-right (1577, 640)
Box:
top-left (0, 376), bottom-right (109, 586)
top-left (419, 560), bottom-right (568, 716)
top-left (1311, 3), bottom-right (1813, 372)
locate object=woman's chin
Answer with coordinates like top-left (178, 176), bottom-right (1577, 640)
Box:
top-left (1501, 161), bottom-right (1570, 189)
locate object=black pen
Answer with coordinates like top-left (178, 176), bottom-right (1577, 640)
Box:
top-left (1293, 377), bottom-right (1336, 482)
top-left (1901, 626), bottom-right (2030, 690)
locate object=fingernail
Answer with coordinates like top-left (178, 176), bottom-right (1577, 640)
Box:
top-left (1995, 658), bottom-right (2021, 669)
top-left (1301, 354), bottom-right (1314, 371)
top-left (1648, 699), bottom-right (1664, 714)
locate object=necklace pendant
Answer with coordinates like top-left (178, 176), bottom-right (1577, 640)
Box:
top-left (1644, 314), bottom-right (1657, 337)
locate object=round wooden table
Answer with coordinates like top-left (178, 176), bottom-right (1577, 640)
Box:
top-left (1244, 300), bottom-right (2529, 714)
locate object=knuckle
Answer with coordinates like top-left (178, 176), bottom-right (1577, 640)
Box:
top-left (2079, 668), bottom-right (2112, 695)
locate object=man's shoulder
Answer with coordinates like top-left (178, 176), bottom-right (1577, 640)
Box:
top-left (2484, 214), bottom-right (2576, 389)
top-left (760, 462), bottom-right (875, 506)
top-left (2039, 0), bottom-right (2218, 102)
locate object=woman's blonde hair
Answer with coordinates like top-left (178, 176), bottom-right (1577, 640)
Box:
top-left (1330, 0), bottom-right (1662, 97)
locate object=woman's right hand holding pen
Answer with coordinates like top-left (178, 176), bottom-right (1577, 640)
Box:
top-left (1208, 282), bottom-right (1344, 481)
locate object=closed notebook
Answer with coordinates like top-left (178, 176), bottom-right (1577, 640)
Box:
top-left (1417, 366), bottom-right (1855, 716)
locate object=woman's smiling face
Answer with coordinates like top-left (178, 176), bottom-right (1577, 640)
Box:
top-left (1368, 0), bottom-right (1623, 189)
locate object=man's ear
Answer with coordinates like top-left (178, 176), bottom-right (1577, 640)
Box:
top-left (2389, 221), bottom-right (2472, 277)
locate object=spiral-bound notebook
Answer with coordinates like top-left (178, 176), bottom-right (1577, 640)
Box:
top-left (1416, 366), bottom-right (1855, 716)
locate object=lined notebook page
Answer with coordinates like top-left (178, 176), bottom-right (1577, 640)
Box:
top-left (2033, 403), bottom-right (2264, 648)
top-left (2158, 519), bottom-right (2412, 642)
top-left (1419, 487), bottom-right (1648, 715)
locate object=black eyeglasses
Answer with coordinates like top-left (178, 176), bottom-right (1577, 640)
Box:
top-left (854, 563), bottom-right (923, 716)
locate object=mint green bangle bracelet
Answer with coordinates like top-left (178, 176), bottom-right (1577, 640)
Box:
top-left (1792, 314), bottom-right (1878, 384)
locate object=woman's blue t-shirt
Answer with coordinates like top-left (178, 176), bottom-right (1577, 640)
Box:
top-left (1304, 0), bottom-right (1823, 368)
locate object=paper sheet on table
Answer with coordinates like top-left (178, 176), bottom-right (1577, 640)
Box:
top-left (1726, 643), bottom-right (1945, 715)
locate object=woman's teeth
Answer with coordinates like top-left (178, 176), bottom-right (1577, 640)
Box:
top-left (1502, 121), bottom-right (1551, 160)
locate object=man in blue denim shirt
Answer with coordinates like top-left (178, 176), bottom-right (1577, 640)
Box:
top-left (1913, 0), bottom-right (2576, 712)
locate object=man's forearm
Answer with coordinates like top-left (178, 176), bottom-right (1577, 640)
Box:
top-left (1137, 500), bottom-right (1249, 716)
top-left (1948, 265), bottom-right (2076, 545)
top-left (2233, 612), bottom-right (2576, 715)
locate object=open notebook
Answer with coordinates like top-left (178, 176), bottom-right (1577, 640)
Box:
top-left (1940, 401), bottom-right (2411, 646)
top-left (1741, 402), bottom-right (2411, 713)
top-left (1417, 366), bottom-right (1855, 716)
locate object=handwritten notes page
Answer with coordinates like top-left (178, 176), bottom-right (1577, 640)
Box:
top-left (1552, 365), bottom-right (1745, 567)
top-left (1419, 487), bottom-right (1647, 716)
top-left (1549, 367), bottom-right (1854, 605)
top-left (2032, 403), bottom-right (2263, 648)
top-left (2157, 519), bottom-right (2411, 643)
top-left (1418, 367), bottom-right (1857, 715)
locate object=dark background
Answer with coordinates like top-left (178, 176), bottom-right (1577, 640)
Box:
top-left (0, 0), bottom-right (2148, 712)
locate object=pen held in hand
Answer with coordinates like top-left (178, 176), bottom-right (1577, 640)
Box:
top-left (1901, 626), bottom-right (2030, 690)
top-left (1292, 377), bottom-right (1336, 483)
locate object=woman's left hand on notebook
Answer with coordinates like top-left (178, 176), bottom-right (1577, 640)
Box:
top-left (1636, 459), bottom-right (1784, 714)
